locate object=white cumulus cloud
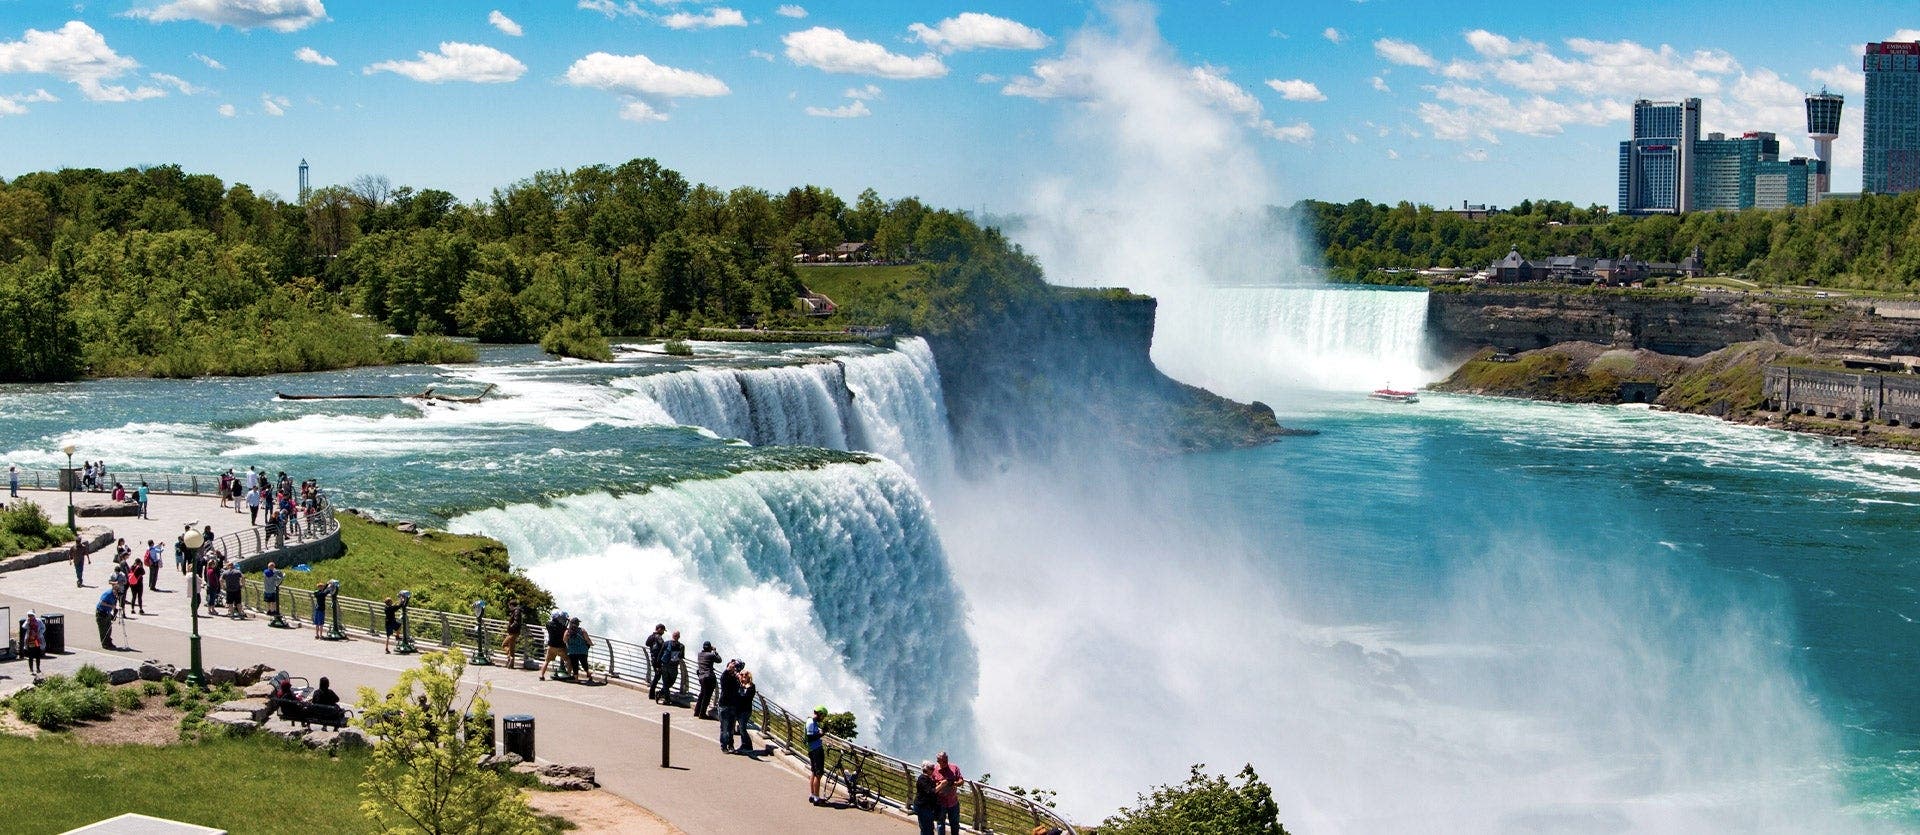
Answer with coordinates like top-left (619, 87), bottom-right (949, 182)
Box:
top-left (260, 92), bottom-right (288, 115)
top-left (190, 51), bottom-right (224, 70)
top-left (1371, 75), bottom-right (1390, 92)
top-left (217, 102), bottom-right (236, 116)
top-left (366, 42), bottom-right (525, 84)
top-left (908, 12), bottom-right (1049, 53)
top-left (1265, 78), bottom-right (1325, 102)
top-left (578, 0), bottom-right (644, 17)
top-left (805, 99), bottom-right (870, 118)
top-left (294, 46), bottom-right (336, 66)
top-left (844, 84), bottom-right (882, 100)
top-left (660, 8), bottom-right (746, 30)
top-left (150, 72), bottom-right (200, 94)
top-left (564, 51), bottom-right (730, 97)
top-left (0, 21), bottom-right (166, 102)
top-left (488, 10), bottom-right (522, 37)
top-left (776, 5), bottom-right (807, 18)
top-left (783, 26), bottom-right (946, 79)
top-left (129, 0), bottom-right (327, 32)
top-left (620, 100), bottom-right (668, 122)
top-left (1810, 63), bottom-right (1864, 96)
top-left (1373, 37), bottom-right (1435, 68)
top-left (1322, 27), bottom-right (1343, 44)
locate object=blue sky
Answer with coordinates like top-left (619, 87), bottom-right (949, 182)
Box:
top-left (0, 0), bottom-right (1911, 213)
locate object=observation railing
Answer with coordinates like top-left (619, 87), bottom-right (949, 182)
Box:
top-left (237, 576), bottom-right (1076, 834)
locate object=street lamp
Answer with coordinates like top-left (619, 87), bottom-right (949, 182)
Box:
top-left (183, 527), bottom-right (206, 688)
top-left (61, 443), bottom-right (75, 534)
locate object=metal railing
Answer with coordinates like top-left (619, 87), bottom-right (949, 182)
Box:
top-left (11, 467), bottom-right (229, 497)
top-left (234, 579), bottom-right (1075, 833)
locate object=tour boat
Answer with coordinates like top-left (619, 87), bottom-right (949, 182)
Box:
top-left (1369, 388), bottom-right (1420, 404)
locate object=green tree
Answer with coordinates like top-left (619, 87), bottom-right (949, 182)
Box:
top-left (1098, 764), bottom-right (1288, 835)
top-left (353, 650), bottom-right (541, 835)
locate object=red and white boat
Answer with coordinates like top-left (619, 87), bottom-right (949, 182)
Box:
top-left (1368, 387), bottom-right (1420, 403)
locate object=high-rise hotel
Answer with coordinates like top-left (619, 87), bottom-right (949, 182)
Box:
top-left (1863, 41), bottom-right (1920, 194)
top-left (1618, 98), bottom-right (1701, 215)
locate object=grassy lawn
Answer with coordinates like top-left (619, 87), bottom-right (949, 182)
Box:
top-left (1681, 275), bottom-right (1760, 291)
top-left (796, 264), bottom-right (930, 324)
top-left (0, 733), bottom-right (375, 835)
top-left (285, 515), bottom-right (552, 615)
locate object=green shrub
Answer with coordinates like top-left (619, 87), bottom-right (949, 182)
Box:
top-left (74, 664), bottom-right (107, 688)
top-left (112, 687), bottom-right (145, 712)
top-left (9, 674), bottom-right (116, 729)
top-left (540, 317), bottom-right (614, 362)
top-left (142, 681), bottom-right (164, 697)
top-left (663, 339), bottom-right (693, 357)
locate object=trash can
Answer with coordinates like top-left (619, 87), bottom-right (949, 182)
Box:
top-left (58, 467), bottom-right (79, 492)
top-left (41, 613), bottom-right (65, 654)
top-left (503, 714), bottom-right (535, 761)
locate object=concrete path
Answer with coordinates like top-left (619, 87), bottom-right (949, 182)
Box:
top-left (0, 490), bottom-right (913, 835)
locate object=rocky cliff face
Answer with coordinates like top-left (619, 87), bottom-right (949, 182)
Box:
top-left (1429, 289), bottom-right (1920, 358)
top-left (926, 295), bottom-right (1303, 467)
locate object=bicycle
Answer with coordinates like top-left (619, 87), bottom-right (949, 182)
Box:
top-left (825, 746), bottom-right (877, 811)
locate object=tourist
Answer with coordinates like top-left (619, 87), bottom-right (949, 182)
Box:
top-left (645, 623), bottom-right (668, 699)
top-left (729, 669), bottom-right (758, 754)
top-left (564, 617), bottom-right (593, 684)
top-left (230, 474), bottom-right (244, 514)
top-left (718, 660), bottom-right (742, 752)
top-left (933, 751), bottom-right (964, 835)
top-left (71, 540), bottom-right (87, 587)
top-left (111, 482), bottom-right (125, 502)
top-left (203, 558), bottom-right (222, 614)
top-left (218, 469), bottom-right (231, 508)
top-left (656, 630), bottom-right (685, 704)
top-left (223, 562), bottom-right (244, 619)
top-left (383, 596), bottom-right (400, 653)
top-left (501, 599), bottom-right (524, 665)
top-left (539, 610), bottom-right (568, 681)
top-left (144, 541), bottom-right (161, 592)
top-left (95, 588), bottom-right (117, 650)
top-left (263, 562), bottom-right (283, 623)
top-left (246, 484), bottom-right (261, 525)
top-left (312, 581), bottom-right (330, 639)
top-left (20, 611), bottom-right (45, 675)
top-left (311, 676), bottom-right (340, 707)
top-left (127, 556), bottom-right (145, 615)
top-left (110, 562), bottom-right (129, 618)
top-left (135, 481), bottom-right (149, 519)
top-left (806, 706), bottom-right (828, 804)
top-left (174, 535), bottom-right (187, 575)
top-left (7, 464), bottom-right (16, 499)
top-left (694, 641), bottom-right (721, 720)
top-left (914, 762), bottom-right (942, 835)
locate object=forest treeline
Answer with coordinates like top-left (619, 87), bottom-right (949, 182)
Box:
top-left (0, 159), bottom-right (1021, 381)
top-left (1300, 192), bottom-right (1920, 289)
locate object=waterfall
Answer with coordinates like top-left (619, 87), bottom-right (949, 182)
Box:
top-left (448, 460), bottom-right (977, 758)
top-left (1150, 286), bottom-right (1438, 399)
top-left (617, 338), bottom-right (954, 480)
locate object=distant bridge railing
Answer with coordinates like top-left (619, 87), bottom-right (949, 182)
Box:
top-left (238, 577), bottom-right (1076, 834)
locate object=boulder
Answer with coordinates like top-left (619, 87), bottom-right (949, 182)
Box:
top-left (334, 727), bottom-right (370, 749)
top-left (205, 711), bottom-right (258, 733)
top-left (206, 667), bottom-right (239, 687)
top-left (105, 667), bottom-right (140, 686)
top-left (217, 699), bottom-right (274, 723)
top-left (395, 522), bottom-right (418, 534)
top-left (533, 763), bottom-right (598, 790)
top-left (238, 664), bottom-right (273, 686)
top-left (243, 682), bottom-right (275, 698)
top-left (78, 526), bottom-right (115, 552)
top-left (75, 499), bottom-right (138, 518)
top-left (509, 763), bottom-right (538, 775)
top-left (260, 718), bottom-right (310, 741)
top-left (138, 662), bottom-right (177, 682)
top-left (479, 753), bottom-right (523, 769)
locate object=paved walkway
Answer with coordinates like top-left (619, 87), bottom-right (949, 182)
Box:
top-left (0, 490), bottom-right (912, 835)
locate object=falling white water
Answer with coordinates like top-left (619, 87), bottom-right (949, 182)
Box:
top-left (449, 460), bottom-right (977, 757)
top-left (616, 338), bottom-right (954, 481)
top-left (1150, 286), bottom-right (1441, 397)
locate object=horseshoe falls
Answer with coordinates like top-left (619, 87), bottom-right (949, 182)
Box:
top-left (1149, 285), bottom-right (1441, 397)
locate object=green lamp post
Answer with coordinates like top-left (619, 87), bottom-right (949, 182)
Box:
top-left (183, 527), bottom-right (206, 688)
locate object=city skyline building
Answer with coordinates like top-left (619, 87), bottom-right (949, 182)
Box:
top-left (1863, 42), bottom-right (1920, 194)
top-left (1618, 98), bottom-right (1702, 215)
top-left (1806, 90), bottom-right (1844, 198)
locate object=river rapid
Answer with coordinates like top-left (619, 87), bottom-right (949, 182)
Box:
top-left (0, 315), bottom-right (1914, 832)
